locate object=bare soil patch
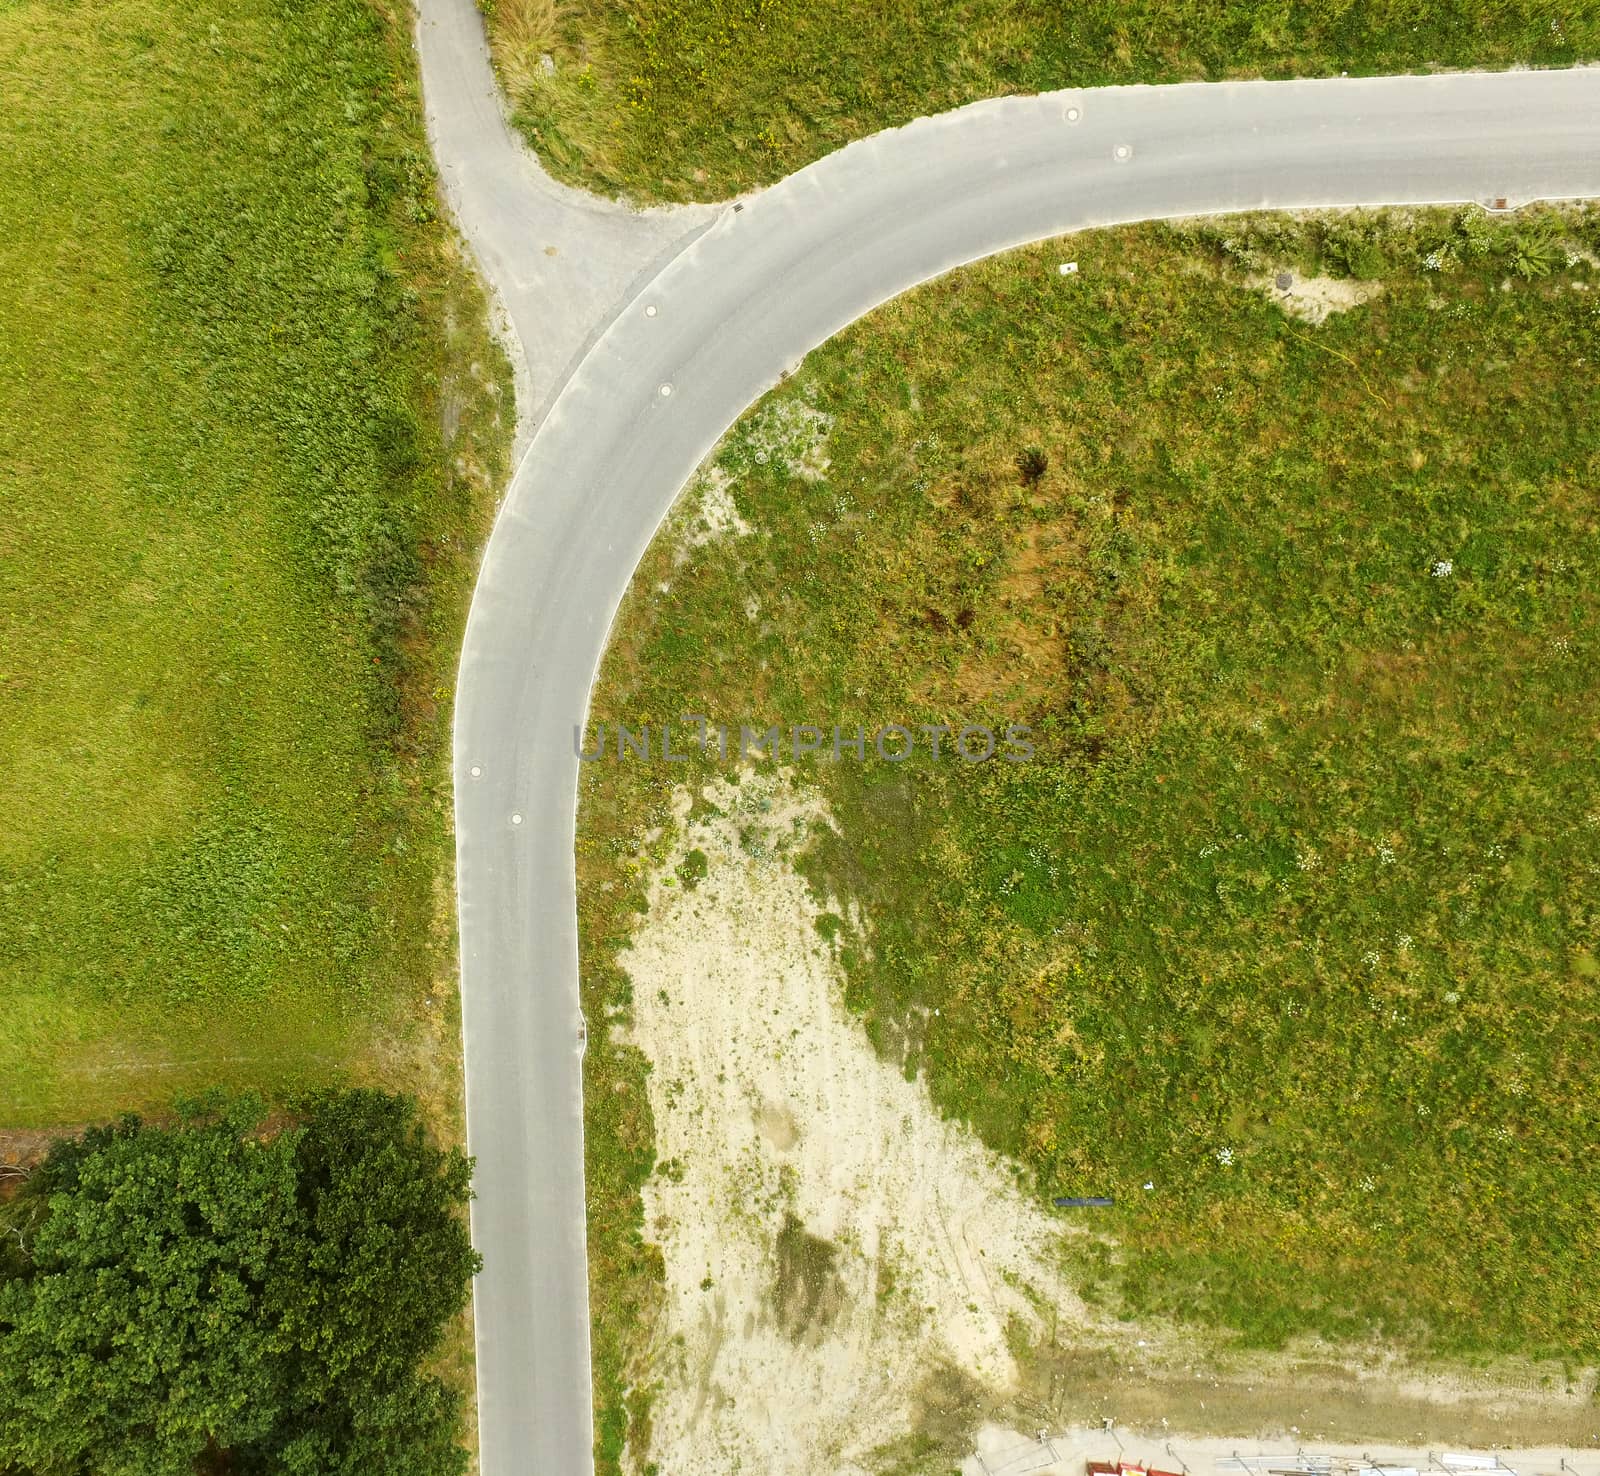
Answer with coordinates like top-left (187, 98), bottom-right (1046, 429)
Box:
top-left (1252, 271), bottom-right (1383, 324)
top-left (619, 770), bottom-right (1085, 1473)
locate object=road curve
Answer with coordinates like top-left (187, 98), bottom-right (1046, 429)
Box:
top-left (418, 8), bottom-right (1600, 1468)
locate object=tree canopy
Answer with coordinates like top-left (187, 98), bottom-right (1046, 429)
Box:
top-left (0, 1091), bottom-right (479, 1476)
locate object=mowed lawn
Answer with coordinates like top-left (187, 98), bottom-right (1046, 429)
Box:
top-left (0, 0), bottom-right (507, 1123)
top-left (577, 209), bottom-right (1600, 1462)
top-left (485, 0), bottom-right (1600, 201)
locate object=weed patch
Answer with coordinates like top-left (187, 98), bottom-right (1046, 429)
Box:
top-left (772, 1213), bottom-right (845, 1342)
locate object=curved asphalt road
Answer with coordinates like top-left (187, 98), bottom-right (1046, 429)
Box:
top-left (413, 4), bottom-right (1600, 1466)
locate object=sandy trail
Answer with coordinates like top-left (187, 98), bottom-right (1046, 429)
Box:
top-left (620, 770), bottom-right (1087, 1474)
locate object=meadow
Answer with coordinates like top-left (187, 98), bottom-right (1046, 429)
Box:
top-left (484, 0), bottom-right (1600, 201)
top-left (577, 208), bottom-right (1600, 1466)
top-left (0, 0), bottom-right (510, 1126)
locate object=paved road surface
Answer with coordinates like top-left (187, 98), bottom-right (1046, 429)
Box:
top-left (410, 6), bottom-right (1600, 1468)
top-left (414, 0), bottom-right (714, 431)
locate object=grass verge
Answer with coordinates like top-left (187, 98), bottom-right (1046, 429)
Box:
top-left (0, 0), bottom-right (510, 1137)
top-left (577, 206), bottom-right (1600, 1466)
top-left (482, 0), bottom-right (1600, 202)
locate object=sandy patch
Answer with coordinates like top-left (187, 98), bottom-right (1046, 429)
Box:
top-left (746, 395), bottom-right (833, 480)
top-left (677, 465), bottom-right (752, 552)
top-left (620, 769), bottom-right (1085, 1475)
top-left (1252, 271), bottom-right (1382, 325)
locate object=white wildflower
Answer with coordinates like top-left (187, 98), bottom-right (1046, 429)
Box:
top-left (1430, 559), bottom-right (1453, 578)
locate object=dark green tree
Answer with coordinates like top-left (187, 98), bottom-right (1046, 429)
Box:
top-left (0, 1099), bottom-right (297, 1476)
top-left (248, 1090), bottom-right (480, 1475)
top-left (0, 1091), bottom-right (479, 1476)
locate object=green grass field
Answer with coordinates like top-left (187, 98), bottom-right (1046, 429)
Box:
top-left (577, 208), bottom-right (1600, 1465)
top-left (485, 0), bottom-right (1600, 201)
top-left (0, 0), bottom-right (510, 1126)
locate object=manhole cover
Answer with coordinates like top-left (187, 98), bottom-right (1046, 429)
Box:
top-left (1275, 271), bottom-right (1294, 291)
